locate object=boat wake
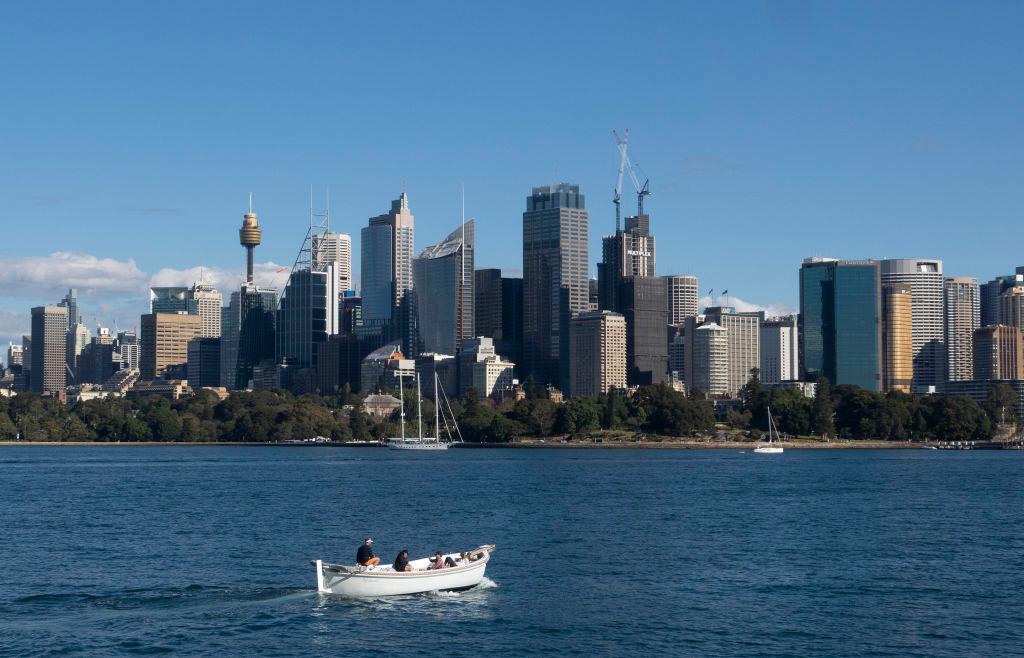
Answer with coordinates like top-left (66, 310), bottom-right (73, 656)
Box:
top-left (8, 585), bottom-right (312, 620)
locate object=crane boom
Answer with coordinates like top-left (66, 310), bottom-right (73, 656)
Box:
top-left (612, 129), bottom-right (630, 232)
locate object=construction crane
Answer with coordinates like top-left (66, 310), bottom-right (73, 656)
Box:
top-left (612, 129), bottom-right (629, 233)
top-left (612, 129), bottom-right (651, 221)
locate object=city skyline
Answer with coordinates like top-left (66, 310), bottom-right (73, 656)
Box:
top-left (4, 3), bottom-right (1024, 349)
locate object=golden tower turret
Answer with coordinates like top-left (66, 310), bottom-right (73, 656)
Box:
top-left (239, 193), bottom-right (261, 284)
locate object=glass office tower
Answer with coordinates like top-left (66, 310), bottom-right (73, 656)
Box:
top-left (800, 258), bottom-right (882, 391)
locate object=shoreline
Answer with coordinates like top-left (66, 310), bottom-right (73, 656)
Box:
top-left (0, 439), bottom-right (936, 449)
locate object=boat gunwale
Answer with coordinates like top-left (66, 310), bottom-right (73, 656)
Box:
top-left (321, 551), bottom-right (490, 579)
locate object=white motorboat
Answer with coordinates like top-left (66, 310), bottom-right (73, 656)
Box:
top-left (314, 545), bottom-right (495, 597)
top-left (387, 372), bottom-right (463, 451)
top-left (753, 405), bottom-right (784, 454)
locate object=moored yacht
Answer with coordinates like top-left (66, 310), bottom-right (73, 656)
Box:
top-left (387, 372), bottom-right (463, 450)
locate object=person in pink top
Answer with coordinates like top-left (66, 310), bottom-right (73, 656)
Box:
top-left (428, 551), bottom-right (445, 570)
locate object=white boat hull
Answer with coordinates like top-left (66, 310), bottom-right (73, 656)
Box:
top-left (753, 446), bottom-right (784, 454)
top-left (315, 548), bottom-right (492, 597)
top-left (387, 439), bottom-right (450, 450)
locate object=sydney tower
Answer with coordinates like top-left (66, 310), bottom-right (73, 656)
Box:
top-left (239, 195), bottom-right (261, 284)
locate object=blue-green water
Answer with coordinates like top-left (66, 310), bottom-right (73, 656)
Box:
top-left (1, 447), bottom-right (1022, 656)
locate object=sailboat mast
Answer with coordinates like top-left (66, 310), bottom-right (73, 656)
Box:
top-left (417, 374), bottom-right (423, 440)
top-left (434, 373), bottom-right (440, 440)
top-left (398, 372), bottom-right (405, 441)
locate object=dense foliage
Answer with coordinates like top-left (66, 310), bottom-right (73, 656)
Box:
top-left (0, 384), bottom-right (714, 443)
top-left (736, 370), bottom-right (1006, 442)
top-left (0, 376), bottom-right (1010, 443)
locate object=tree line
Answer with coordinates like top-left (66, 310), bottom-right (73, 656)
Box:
top-left (0, 373), bottom-right (1014, 443)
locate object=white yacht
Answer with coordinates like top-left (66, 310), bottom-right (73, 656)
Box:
top-left (387, 372), bottom-right (463, 451)
top-left (754, 405), bottom-right (784, 454)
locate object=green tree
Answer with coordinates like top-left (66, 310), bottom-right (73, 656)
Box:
top-left (349, 408), bottom-right (373, 441)
top-left (812, 377), bottom-right (834, 437)
top-left (985, 383), bottom-right (1018, 427)
top-left (635, 384), bottom-right (714, 437)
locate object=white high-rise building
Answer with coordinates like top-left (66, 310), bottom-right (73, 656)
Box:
top-left (944, 277), bottom-right (979, 382)
top-left (472, 356), bottom-right (515, 399)
top-left (879, 259), bottom-right (944, 391)
top-left (693, 322), bottom-right (729, 396)
top-left (187, 282), bottom-right (223, 338)
top-left (760, 315), bottom-right (799, 384)
top-left (313, 231), bottom-right (353, 293)
top-left (569, 310), bottom-right (627, 397)
top-left (703, 307), bottom-right (760, 396)
top-left (664, 275), bottom-right (700, 324)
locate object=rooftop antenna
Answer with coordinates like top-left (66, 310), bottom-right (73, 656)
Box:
top-left (248, 192), bottom-right (253, 214)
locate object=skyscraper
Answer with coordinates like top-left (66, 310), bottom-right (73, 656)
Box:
top-left (760, 315), bottom-right (798, 384)
top-left (7, 344), bottom-right (23, 368)
top-left (221, 285), bottom-right (277, 389)
top-left (277, 267), bottom-right (337, 371)
top-left (186, 337), bottom-right (221, 388)
top-left (703, 306), bottom-right (760, 395)
top-left (58, 289), bottom-right (80, 326)
top-left (187, 282), bottom-right (222, 338)
top-left (30, 305), bottom-right (68, 393)
top-left (693, 322), bottom-right (729, 396)
top-left (66, 323), bottom-right (91, 383)
top-left (799, 258), bottom-right (882, 391)
top-left (569, 310), bottom-right (627, 397)
top-left (523, 183), bottom-right (589, 389)
top-left (881, 284), bottom-right (914, 393)
top-left (944, 277), bottom-right (979, 382)
top-left (140, 312), bottom-right (202, 381)
top-left (361, 192), bottom-right (415, 352)
top-left (313, 231), bottom-right (353, 293)
top-left (973, 325), bottom-right (1024, 380)
top-left (474, 269), bottom-right (523, 375)
top-left (598, 213), bottom-right (655, 311)
top-left (999, 286), bottom-right (1024, 332)
top-left (664, 275), bottom-right (700, 324)
top-left (150, 287), bottom-right (189, 313)
top-left (879, 259), bottom-right (944, 391)
top-left (980, 271), bottom-right (1023, 327)
top-left (413, 220), bottom-right (474, 355)
top-left (598, 207), bottom-right (668, 387)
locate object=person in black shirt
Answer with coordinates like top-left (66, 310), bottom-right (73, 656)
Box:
top-left (392, 549), bottom-right (413, 572)
top-left (356, 537), bottom-right (380, 566)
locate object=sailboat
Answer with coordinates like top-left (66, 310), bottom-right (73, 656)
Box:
top-left (386, 372), bottom-right (464, 451)
top-left (753, 405), bottom-right (784, 454)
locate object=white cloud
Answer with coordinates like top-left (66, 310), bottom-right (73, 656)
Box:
top-left (0, 251), bottom-right (148, 298)
top-left (0, 252), bottom-right (293, 354)
top-left (699, 295), bottom-right (795, 319)
top-left (148, 261), bottom-right (287, 294)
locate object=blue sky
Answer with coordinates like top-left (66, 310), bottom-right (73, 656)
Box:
top-left (2, 1), bottom-right (1023, 349)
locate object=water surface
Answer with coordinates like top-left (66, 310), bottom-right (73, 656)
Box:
top-left (1, 447), bottom-right (1022, 656)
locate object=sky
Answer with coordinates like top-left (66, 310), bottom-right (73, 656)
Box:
top-left (2, 1), bottom-right (1023, 355)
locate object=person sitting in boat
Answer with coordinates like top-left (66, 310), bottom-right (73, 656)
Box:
top-left (393, 549), bottom-right (413, 572)
top-left (356, 537), bottom-right (380, 567)
top-left (456, 551), bottom-right (472, 565)
top-left (444, 555), bottom-right (458, 568)
top-left (427, 551), bottom-right (445, 570)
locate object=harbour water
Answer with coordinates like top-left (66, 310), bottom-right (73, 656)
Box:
top-left (2, 447), bottom-right (1022, 656)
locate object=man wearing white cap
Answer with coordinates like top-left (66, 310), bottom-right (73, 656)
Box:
top-left (356, 537), bottom-right (380, 566)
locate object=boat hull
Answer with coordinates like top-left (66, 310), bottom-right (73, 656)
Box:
top-left (386, 439), bottom-right (450, 450)
top-left (315, 550), bottom-right (490, 597)
top-left (753, 446), bottom-right (784, 454)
